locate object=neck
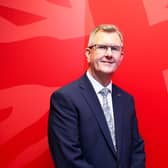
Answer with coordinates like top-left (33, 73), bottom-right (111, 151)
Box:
top-left (88, 69), bottom-right (112, 87)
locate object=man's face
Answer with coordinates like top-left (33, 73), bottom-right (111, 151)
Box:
top-left (86, 31), bottom-right (123, 77)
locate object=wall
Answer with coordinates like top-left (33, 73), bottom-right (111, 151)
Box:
top-left (0, 0), bottom-right (168, 167)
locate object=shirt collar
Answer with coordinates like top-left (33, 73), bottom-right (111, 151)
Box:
top-left (86, 71), bottom-right (112, 94)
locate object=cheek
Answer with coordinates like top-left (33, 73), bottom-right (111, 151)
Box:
top-left (90, 54), bottom-right (100, 63)
top-left (116, 56), bottom-right (123, 64)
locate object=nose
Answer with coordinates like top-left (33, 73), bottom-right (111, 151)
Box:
top-left (105, 47), bottom-right (113, 57)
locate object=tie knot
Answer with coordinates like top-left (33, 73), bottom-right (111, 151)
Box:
top-left (99, 88), bottom-right (110, 97)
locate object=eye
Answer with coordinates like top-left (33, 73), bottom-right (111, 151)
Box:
top-left (97, 45), bottom-right (107, 50)
top-left (111, 46), bottom-right (119, 51)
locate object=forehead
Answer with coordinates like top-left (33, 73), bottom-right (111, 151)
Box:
top-left (93, 31), bottom-right (122, 45)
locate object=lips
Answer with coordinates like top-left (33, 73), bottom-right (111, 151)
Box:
top-left (101, 61), bottom-right (114, 64)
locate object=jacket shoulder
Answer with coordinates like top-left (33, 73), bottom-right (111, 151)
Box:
top-left (51, 76), bottom-right (83, 97)
top-left (112, 83), bottom-right (133, 98)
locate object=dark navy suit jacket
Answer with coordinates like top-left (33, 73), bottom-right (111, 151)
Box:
top-left (48, 74), bottom-right (145, 168)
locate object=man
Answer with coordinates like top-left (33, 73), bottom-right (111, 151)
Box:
top-left (48, 24), bottom-right (145, 168)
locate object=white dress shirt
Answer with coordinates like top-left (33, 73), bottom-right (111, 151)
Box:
top-left (86, 71), bottom-right (116, 134)
top-left (86, 71), bottom-right (114, 114)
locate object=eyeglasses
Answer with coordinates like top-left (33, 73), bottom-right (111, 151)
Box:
top-left (89, 44), bottom-right (123, 55)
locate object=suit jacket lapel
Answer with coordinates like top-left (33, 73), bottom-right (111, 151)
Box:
top-left (112, 84), bottom-right (124, 160)
top-left (79, 74), bottom-right (117, 157)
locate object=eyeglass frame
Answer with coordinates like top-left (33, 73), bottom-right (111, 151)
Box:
top-left (88, 44), bottom-right (123, 55)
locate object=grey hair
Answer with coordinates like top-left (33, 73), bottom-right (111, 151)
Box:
top-left (87, 24), bottom-right (123, 47)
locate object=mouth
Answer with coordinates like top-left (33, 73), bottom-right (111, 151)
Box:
top-left (101, 61), bottom-right (114, 64)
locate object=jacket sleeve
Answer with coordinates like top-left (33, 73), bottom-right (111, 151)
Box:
top-left (130, 97), bottom-right (146, 168)
top-left (48, 91), bottom-right (94, 168)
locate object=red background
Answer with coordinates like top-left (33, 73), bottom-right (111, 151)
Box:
top-left (0, 0), bottom-right (168, 167)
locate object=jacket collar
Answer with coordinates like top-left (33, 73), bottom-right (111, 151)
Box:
top-left (78, 74), bottom-right (123, 158)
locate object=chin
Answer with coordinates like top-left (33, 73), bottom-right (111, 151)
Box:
top-left (100, 70), bottom-right (114, 75)
top-left (102, 68), bottom-right (116, 74)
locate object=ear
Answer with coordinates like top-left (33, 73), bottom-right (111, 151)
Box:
top-left (85, 48), bottom-right (91, 63)
top-left (119, 52), bottom-right (124, 64)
